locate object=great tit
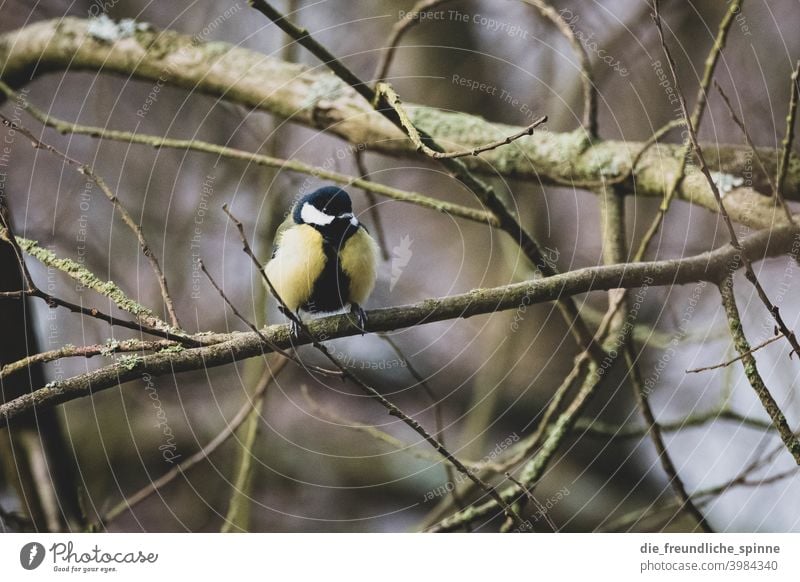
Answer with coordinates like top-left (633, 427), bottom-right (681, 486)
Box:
top-left (265, 186), bottom-right (379, 336)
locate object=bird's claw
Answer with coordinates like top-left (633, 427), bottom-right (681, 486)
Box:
top-left (289, 318), bottom-right (302, 339)
top-left (351, 303), bottom-right (368, 334)
top-left (279, 307), bottom-right (303, 339)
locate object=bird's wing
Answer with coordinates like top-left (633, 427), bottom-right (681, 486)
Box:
top-left (270, 212), bottom-right (296, 258)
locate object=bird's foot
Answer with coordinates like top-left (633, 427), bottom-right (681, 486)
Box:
top-left (279, 307), bottom-right (303, 339)
top-left (351, 303), bottom-right (368, 334)
top-left (288, 318), bottom-right (302, 340)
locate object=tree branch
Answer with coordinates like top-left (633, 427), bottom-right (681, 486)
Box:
top-left (0, 18), bottom-right (795, 229)
top-left (718, 274), bottom-right (800, 464)
top-left (1, 222), bottom-right (794, 425)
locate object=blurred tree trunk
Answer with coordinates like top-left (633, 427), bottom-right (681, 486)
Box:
top-left (0, 199), bottom-right (83, 532)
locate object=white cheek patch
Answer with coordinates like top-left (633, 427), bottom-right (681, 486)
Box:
top-left (301, 202), bottom-right (335, 226)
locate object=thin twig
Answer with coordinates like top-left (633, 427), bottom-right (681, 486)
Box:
top-left (394, 115), bottom-right (548, 160)
top-left (714, 80), bottom-right (794, 223)
top-left (520, 0), bottom-right (597, 137)
top-left (380, 334), bottom-right (470, 515)
top-left (686, 333), bottom-right (784, 374)
top-left (575, 408), bottom-right (774, 438)
top-left (100, 358), bottom-right (288, 526)
top-left (777, 61), bottom-right (800, 211)
top-left (14, 235), bottom-right (169, 329)
top-left (373, 0), bottom-right (458, 84)
top-left (0, 113), bottom-right (181, 328)
top-left (300, 385), bottom-right (481, 469)
top-left (354, 151), bottom-right (390, 260)
top-left (625, 347), bottom-right (713, 532)
top-left (504, 472), bottom-right (558, 532)
top-left (0, 287), bottom-right (199, 344)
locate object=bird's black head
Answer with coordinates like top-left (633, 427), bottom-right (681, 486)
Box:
top-left (293, 186), bottom-right (358, 229)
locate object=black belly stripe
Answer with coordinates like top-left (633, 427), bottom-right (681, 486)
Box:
top-left (303, 221), bottom-right (358, 313)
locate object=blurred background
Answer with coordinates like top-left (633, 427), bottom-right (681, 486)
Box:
top-left (1, 0), bottom-right (799, 532)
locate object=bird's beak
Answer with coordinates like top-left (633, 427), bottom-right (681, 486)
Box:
top-left (340, 212), bottom-right (359, 227)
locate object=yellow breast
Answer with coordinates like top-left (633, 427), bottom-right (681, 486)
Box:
top-left (264, 224), bottom-right (326, 312)
top-left (340, 227), bottom-right (379, 306)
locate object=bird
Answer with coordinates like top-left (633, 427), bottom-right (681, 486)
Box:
top-left (264, 186), bottom-right (379, 337)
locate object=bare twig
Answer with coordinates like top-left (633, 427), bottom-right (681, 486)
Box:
top-left (373, 0), bottom-right (458, 84)
top-left (387, 114), bottom-right (548, 160)
top-left (354, 151), bottom-right (390, 260)
top-left (686, 333), bottom-right (784, 374)
top-left (0, 287), bottom-right (198, 345)
top-left (379, 334), bottom-right (469, 514)
top-left (777, 61), bottom-right (800, 208)
top-left (0, 113), bottom-right (181, 328)
top-left (625, 347), bottom-right (712, 532)
top-left (14, 235), bottom-right (169, 329)
top-left (300, 385), bottom-right (481, 469)
top-left (714, 81), bottom-right (794, 223)
top-left (575, 408), bottom-right (774, 438)
top-left (0, 287), bottom-right (199, 345)
top-left (520, 0), bottom-right (597, 137)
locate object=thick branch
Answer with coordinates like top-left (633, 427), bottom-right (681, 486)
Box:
top-left (1, 223), bottom-right (797, 429)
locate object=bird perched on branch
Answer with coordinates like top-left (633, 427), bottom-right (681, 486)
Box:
top-left (265, 186), bottom-right (379, 337)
